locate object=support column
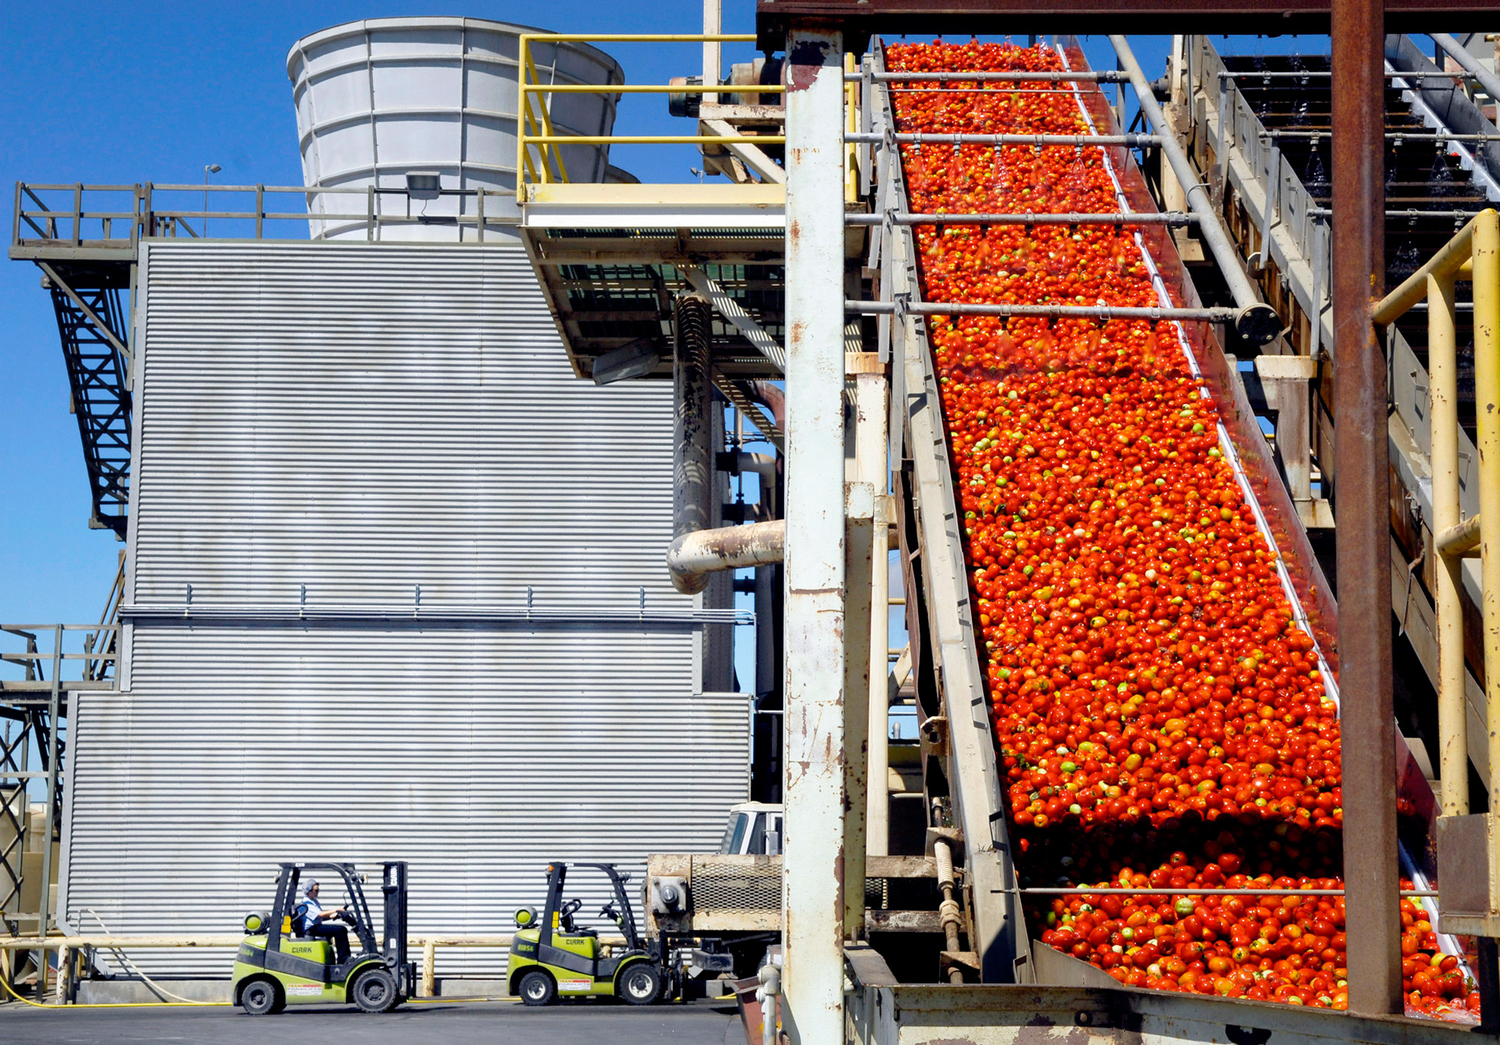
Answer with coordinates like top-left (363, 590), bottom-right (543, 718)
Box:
top-left (1428, 272), bottom-right (1467, 818)
top-left (851, 356), bottom-right (891, 857)
top-left (1331, 0), bottom-right (1401, 1015)
top-left (781, 24), bottom-right (847, 1045)
top-left (844, 481), bottom-right (874, 937)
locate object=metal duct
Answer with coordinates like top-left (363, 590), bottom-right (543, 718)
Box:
top-left (672, 294), bottom-right (715, 582)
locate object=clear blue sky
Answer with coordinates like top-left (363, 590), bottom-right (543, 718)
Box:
top-left (0, 3), bottom-right (1253, 637)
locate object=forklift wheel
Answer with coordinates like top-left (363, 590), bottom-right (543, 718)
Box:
top-left (352, 967), bottom-right (400, 1013)
top-left (239, 978), bottom-right (281, 1016)
top-left (518, 970), bottom-right (556, 1006)
top-left (618, 963), bottom-right (661, 1006)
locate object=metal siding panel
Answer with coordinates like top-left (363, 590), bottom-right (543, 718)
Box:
top-left (131, 243), bottom-right (679, 608)
top-left (67, 243), bottom-right (747, 976)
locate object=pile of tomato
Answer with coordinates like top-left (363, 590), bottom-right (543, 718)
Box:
top-left (885, 40), bottom-right (1479, 1020)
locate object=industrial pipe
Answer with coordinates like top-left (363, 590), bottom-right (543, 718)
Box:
top-left (671, 294), bottom-right (716, 595)
top-left (846, 131), bottom-right (1159, 147)
top-left (934, 839), bottom-right (965, 985)
top-left (846, 211), bottom-right (1197, 226)
top-left (1108, 35), bottom-right (1281, 346)
top-left (667, 520), bottom-right (786, 590)
top-left (849, 299), bottom-right (1240, 323)
top-left (1431, 35), bottom-right (1500, 119)
top-left (747, 379), bottom-right (785, 431)
top-left (1428, 271), bottom-right (1470, 818)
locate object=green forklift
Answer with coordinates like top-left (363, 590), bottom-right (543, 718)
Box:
top-left (231, 861), bottom-right (415, 1015)
top-left (507, 862), bottom-right (666, 1006)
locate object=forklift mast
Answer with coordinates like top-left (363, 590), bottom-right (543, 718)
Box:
top-left (381, 862), bottom-right (408, 966)
top-left (540, 862), bottom-right (645, 952)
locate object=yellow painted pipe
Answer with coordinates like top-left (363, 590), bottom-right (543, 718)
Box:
top-left (1429, 270), bottom-right (1468, 818)
top-left (1374, 215), bottom-right (1479, 325)
top-left (1475, 209), bottom-right (1500, 914)
top-left (1436, 514), bottom-right (1482, 557)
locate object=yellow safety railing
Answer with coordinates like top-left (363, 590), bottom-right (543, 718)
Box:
top-left (0, 933), bottom-right (629, 1003)
top-left (845, 53), bottom-right (860, 204)
top-left (1373, 209), bottom-right (1500, 929)
top-left (516, 33), bottom-right (793, 203)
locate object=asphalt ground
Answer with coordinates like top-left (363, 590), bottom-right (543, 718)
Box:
top-left (0, 997), bottom-right (743, 1045)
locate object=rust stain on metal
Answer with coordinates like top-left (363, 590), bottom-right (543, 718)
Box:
top-left (786, 39), bottom-right (831, 91)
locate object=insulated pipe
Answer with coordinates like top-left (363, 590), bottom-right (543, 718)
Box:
top-left (671, 294), bottom-right (715, 595)
top-left (1108, 35), bottom-right (1281, 346)
top-left (1431, 34), bottom-right (1500, 116)
top-left (667, 520), bottom-right (786, 590)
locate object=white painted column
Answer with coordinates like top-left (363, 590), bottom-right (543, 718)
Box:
top-left (702, 0), bottom-right (721, 90)
top-left (781, 24), bottom-right (848, 1045)
top-left (851, 354), bottom-right (891, 856)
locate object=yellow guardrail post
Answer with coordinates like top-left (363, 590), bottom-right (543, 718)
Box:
top-left (517, 35), bottom-right (537, 203)
top-left (1376, 209), bottom-right (1500, 919)
top-left (1476, 210), bottom-right (1500, 887)
top-left (845, 52), bottom-right (859, 204)
top-left (1428, 266), bottom-right (1467, 817)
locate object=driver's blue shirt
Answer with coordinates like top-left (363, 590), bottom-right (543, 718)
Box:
top-left (296, 895), bottom-right (324, 933)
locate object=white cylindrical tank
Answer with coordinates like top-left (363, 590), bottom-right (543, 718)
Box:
top-left (287, 17), bottom-right (624, 242)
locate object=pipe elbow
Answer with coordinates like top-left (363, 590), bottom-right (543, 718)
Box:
top-left (666, 520), bottom-right (787, 596)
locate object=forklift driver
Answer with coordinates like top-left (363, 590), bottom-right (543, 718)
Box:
top-left (296, 879), bottom-right (352, 963)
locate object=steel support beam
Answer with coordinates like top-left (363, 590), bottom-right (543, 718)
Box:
top-left (1331, 0), bottom-right (1401, 1015)
top-left (1109, 35), bottom-right (1280, 345)
top-left (851, 354), bottom-right (891, 856)
top-left (780, 24), bottom-right (847, 1045)
top-left (702, 119), bottom-right (789, 185)
top-left (843, 481), bottom-right (875, 935)
top-left (682, 267), bottom-right (788, 372)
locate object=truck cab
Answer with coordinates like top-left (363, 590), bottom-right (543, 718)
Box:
top-left (717, 802), bottom-right (783, 856)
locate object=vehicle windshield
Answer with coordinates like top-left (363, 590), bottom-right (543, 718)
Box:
top-left (718, 812), bottom-right (749, 854)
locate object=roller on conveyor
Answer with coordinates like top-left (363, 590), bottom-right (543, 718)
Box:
top-left (871, 36), bottom-right (1482, 1022)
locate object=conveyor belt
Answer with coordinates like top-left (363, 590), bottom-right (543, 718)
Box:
top-left (879, 37), bottom-right (1481, 1022)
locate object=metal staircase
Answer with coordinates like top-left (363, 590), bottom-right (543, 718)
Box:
top-left (40, 262), bottom-right (132, 538)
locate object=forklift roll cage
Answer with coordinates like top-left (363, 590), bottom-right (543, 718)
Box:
top-left (245, 861), bottom-right (411, 993)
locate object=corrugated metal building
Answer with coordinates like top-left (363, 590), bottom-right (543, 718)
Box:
top-left (61, 242), bottom-right (747, 974)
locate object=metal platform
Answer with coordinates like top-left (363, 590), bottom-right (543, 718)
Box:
top-left (518, 182), bottom-right (868, 381)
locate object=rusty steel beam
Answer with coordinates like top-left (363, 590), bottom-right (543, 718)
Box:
top-left (1331, 0), bottom-right (1402, 1017)
top-left (756, 1), bottom-right (1496, 44)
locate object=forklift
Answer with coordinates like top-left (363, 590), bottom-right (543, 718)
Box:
top-left (231, 861), bottom-right (415, 1015)
top-left (507, 861), bottom-right (668, 1005)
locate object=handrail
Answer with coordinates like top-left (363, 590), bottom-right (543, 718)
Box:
top-left (515, 33), bottom-right (793, 204)
top-left (11, 183), bottom-right (524, 250)
top-left (1, 933), bottom-right (630, 1003)
top-left (1372, 209), bottom-right (1500, 928)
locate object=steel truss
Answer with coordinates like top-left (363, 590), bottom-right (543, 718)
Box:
top-left (37, 263), bottom-right (132, 538)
